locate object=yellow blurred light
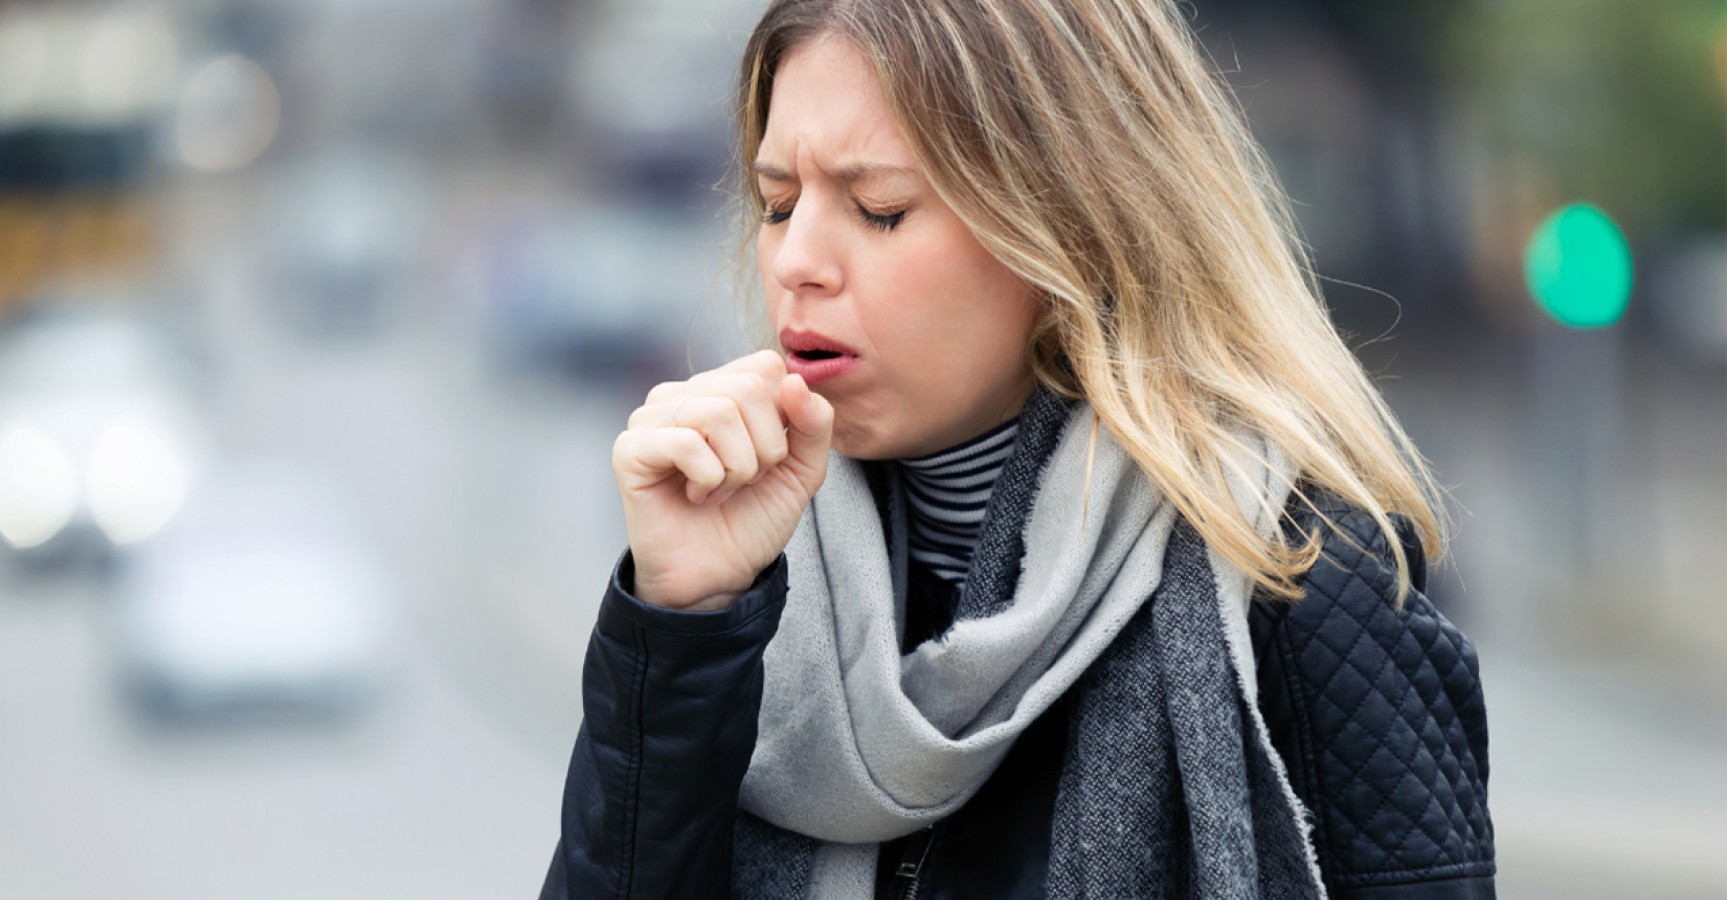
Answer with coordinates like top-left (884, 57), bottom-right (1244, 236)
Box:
top-left (176, 54), bottom-right (280, 172)
top-left (87, 417), bottom-right (191, 545)
top-left (1716, 25), bottom-right (1727, 102)
top-left (0, 198), bottom-right (159, 309)
top-left (0, 424), bottom-right (78, 550)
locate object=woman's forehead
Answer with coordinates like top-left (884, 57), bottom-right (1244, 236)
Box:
top-left (756, 37), bottom-right (920, 178)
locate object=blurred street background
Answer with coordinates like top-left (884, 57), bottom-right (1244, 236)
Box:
top-left (0, 0), bottom-right (1720, 897)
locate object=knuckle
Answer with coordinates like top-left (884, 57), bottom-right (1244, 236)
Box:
top-left (674, 399), bottom-right (706, 429)
top-left (692, 462), bottom-right (724, 488)
top-left (674, 397), bottom-right (705, 426)
top-left (704, 393), bottom-right (739, 428)
top-left (673, 427), bottom-right (706, 453)
top-left (711, 374), bottom-right (775, 424)
top-left (723, 372), bottom-right (759, 395)
top-left (698, 394), bottom-right (741, 428)
top-left (742, 375), bottom-right (776, 407)
top-left (755, 349), bottom-right (787, 374)
top-left (701, 373), bottom-right (740, 399)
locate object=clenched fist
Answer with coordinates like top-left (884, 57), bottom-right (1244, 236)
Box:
top-left (611, 350), bottom-right (835, 611)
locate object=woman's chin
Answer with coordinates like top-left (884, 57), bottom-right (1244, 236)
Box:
top-left (829, 430), bottom-right (868, 461)
top-left (830, 419), bottom-right (894, 462)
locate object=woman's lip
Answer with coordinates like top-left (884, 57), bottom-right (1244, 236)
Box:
top-left (779, 328), bottom-right (860, 357)
top-left (784, 352), bottom-right (860, 386)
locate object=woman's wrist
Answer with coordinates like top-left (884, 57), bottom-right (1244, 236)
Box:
top-left (620, 550), bottom-right (765, 613)
top-left (602, 552), bottom-right (790, 640)
top-left (665, 590), bottom-right (744, 612)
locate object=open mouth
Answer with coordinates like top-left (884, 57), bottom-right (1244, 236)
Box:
top-left (781, 336), bottom-right (860, 385)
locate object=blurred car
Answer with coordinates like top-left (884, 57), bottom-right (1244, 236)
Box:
top-left (112, 463), bottom-right (390, 721)
top-left (0, 301), bottom-right (209, 568)
top-left (568, 0), bottom-right (753, 205)
top-left (474, 205), bottom-right (724, 385)
top-left (262, 149), bottom-right (430, 340)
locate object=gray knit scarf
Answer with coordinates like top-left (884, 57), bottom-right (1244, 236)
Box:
top-left (732, 387), bottom-right (1326, 899)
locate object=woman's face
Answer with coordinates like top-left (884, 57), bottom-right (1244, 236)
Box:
top-left (756, 35), bottom-right (1042, 460)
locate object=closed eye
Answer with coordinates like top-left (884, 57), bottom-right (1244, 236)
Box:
top-left (759, 202), bottom-right (908, 233)
top-left (856, 205), bottom-right (906, 232)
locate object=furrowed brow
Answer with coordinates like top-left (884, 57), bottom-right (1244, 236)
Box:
top-left (752, 161), bottom-right (918, 184)
top-left (753, 162), bottom-right (792, 182)
top-left (832, 163), bottom-right (918, 183)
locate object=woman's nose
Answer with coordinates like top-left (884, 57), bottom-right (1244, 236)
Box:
top-left (768, 200), bottom-right (842, 295)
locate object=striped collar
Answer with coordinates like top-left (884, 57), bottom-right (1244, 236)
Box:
top-left (895, 417), bottom-right (1020, 585)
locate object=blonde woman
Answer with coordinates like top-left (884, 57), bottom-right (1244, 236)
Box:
top-left (542, 0), bottom-right (1493, 897)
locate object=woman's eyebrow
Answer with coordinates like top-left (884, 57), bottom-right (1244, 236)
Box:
top-left (752, 161), bottom-right (919, 184)
top-left (753, 162), bottom-right (794, 182)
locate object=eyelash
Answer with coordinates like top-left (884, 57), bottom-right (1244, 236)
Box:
top-left (761, 202), bottom-right (907, 233)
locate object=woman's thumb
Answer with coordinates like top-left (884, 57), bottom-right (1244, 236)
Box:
top-left (781, 373), bottom-right (834, 477)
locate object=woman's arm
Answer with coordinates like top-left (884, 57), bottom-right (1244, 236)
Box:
top-left (547, 346), bottom-right (825, 898)
top-left (1250, 500), bottom-right (1496, 900)
top-left (540, 551), bottom-right (789, 900)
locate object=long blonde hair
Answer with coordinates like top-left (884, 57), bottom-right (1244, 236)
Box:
top-left (733, 0), bottom-right (1449, 603)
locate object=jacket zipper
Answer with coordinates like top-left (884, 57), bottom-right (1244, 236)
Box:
top-left (891, 825), bottom-right (938, 900)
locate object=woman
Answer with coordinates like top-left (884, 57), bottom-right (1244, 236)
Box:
top-left (543, 0), bottom-right (1493, 897)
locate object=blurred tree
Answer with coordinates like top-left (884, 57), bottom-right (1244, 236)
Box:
top-left (1450, 0), bottom-right (1727, 237)
top-left (1197, 0), bottom-right (1454, 96)
top-left (1154, 1), bottom-right (1725, 340)
top-left (1191, 0), bottom-right (1482, 340)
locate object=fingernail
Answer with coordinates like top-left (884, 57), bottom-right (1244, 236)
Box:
top-left (712, 487), bottom-right (735, 504)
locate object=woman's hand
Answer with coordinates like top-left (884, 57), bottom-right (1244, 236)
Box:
top-left (611, 350), bottom-right (835, 611)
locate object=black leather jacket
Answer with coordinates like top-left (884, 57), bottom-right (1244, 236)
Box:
top-left (540, 496), bottom-right (1495, 899)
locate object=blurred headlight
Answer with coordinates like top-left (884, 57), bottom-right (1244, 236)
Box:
top-left (0, 424), bottom-right (78, 549)
top-left (176, 54), bottom-right (279, 172)
top-left (87, 417), bottom-right (191, 545)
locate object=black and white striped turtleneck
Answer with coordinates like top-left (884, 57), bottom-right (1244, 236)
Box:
top-left (895, 417), bottom-right (1020, 585)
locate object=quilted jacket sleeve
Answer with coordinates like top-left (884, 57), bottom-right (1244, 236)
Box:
top-left (539, 550), bottom-right (789, 900)
top-left (1249, 500), bottom-right (1495, 900)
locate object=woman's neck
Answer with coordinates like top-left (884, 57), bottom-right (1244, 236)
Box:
top-left (895, 416), bottom-right (1021, 585)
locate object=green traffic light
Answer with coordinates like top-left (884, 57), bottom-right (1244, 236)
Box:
top-left (1524, 204), bottom-right (1634, 329)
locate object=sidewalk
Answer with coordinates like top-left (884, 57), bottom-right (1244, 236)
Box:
top-left (1481, 643), bottom-right (1727, 898)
